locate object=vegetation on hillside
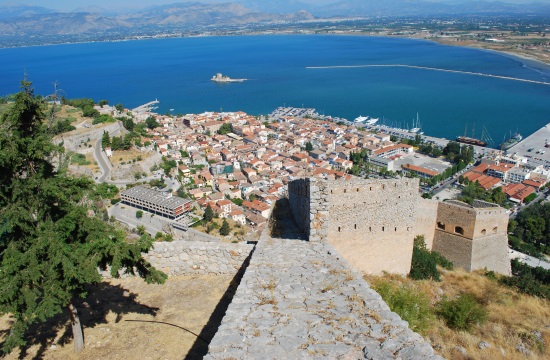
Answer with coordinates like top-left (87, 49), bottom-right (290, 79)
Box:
top-left (509, 202), bottom-right (550, 256)
top-left (367, 267), bottom-right (550, 359)
top-left (0, 82), bottom-right (166, 355)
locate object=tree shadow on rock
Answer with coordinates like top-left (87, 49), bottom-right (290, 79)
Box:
top-left (6, 281), bottom-right (159, 360)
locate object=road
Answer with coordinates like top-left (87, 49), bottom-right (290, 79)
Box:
top-left (94, 137), bottom-right (112, 183)
top-left (509, 248), bottom-right (550, 270)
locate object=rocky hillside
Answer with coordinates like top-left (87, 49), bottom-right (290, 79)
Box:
top-left (0, 2), bottom-right (314, 38)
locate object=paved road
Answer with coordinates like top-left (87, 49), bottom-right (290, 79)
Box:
top-left (509, 248), bottom-right (550, 270)
top-left (94, 137), bottom-right (112, 183)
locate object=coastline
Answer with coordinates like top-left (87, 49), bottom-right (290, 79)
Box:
top-left (2, 31), bottom-right (549, 73)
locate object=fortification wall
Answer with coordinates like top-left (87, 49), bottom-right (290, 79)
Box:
top-left (287, 178), bottom-right (331, 242)
top-left (142, 240), bottom-right (254, 276)
top-left (287, 178), bottom-right (311, 236)
top-left (414, 199), bottom-right (438, 250)
top-left (205, 237), bottom-right (442, 359)
top-left (433, 200), bottom-right (511, 274)
top-left (325, 178), bottom-right (420, 275)
top-left (435, 201), bottom-right (478, 238)
top-left (60, 122), bottom-right (123, 152)
top-left (471, 234), bottom-right (511, 275)
top-left (184, 228), bottom-right (222, 243)
top-left (471, 208), bottom-right (509, 239)
top-left (432, 231), bottom-right (474, 271)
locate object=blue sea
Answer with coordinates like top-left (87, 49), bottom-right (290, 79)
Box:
top-left (2, 35), bottom-right (550, 143)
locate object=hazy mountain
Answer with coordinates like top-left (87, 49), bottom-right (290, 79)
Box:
top-left (0, 12), bottom-right (127, 36)
top-left (238, 0), bottom-right (313, 14)
top-left (0, 4), bottom-right (56, 19)
top-left (313, 0), bottom-right (550, 17)
top-left (0, 2), bottom-right (314, 39)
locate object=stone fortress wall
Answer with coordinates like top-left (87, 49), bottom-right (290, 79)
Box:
top-left (414, 198), bottom-right (439, 249)
top-left (432, 200), bottom-right (510, 275)
top-left (288, 177), bottom-right (511, 276)
top-left (205, 223), bottom-right (442, 360)
top-left (60, 121), bottom-right (123, 152)
top-left (142, 240), bottom-right (254, 276)
top-left (288, 177), bottom-right (422, 275)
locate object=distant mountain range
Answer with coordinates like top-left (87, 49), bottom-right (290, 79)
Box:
top-left (0, 2), bottom-right (314, 38)
top-left (0, 1), bottom-right (549, 45)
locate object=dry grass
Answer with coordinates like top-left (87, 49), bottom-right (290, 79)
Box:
top-left (365, 270), bottom-right (550, 360)
top-left (0, 275), bottom-right (234, 360)
top-left (111, 149), bottom-right (152, 166)
top-left (193, 217), bottom-right (246, 243)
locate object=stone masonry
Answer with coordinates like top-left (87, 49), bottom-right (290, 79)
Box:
top-left (142, 240), bottom-right (254, 276)
top-left (289, 177), bottom-right (421, 275)
top-left (432, 200), bottom-right (511, 275)
top-left (205, 236), bottom-right (442, 360)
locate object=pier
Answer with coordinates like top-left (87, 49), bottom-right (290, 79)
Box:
top-left (132, 99), bottom-right (160, 114)
top-left (507, 123), bottom-right (550, 168)
top-left (307, 64), bottom-right (550, 86)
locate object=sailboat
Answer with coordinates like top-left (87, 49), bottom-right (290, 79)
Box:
top-left (409, 113), bottom-right (422, 133)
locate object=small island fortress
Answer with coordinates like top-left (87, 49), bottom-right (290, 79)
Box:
top-left (211, 73), bottom-right (247, 83)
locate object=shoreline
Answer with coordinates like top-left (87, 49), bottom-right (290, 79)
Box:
top-left (3, 31), bottom-right (550, 71)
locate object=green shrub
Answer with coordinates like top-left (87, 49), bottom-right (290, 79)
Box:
top-left (372, 281), bottom-right (434, 333)
top-left (409, 236), bottom-right (440, 281)
top-left (436, 293), bottom-right (487, 331)
top-left (136, 210), bottom-right (143, 219)
top-left (110, 198), bottom-right (121, 205)
top-left (70, 153), bottom-right (90, 166)
top-left (432, 251), bottom-right (454, 270)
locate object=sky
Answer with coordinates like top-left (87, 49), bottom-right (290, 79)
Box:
top-left (5, 0), bottom-right (550, 11)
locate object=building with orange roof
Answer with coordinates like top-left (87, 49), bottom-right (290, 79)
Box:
top-left (401, 163), bottom-right (439, 179)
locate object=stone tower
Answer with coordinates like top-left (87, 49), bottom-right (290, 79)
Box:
top-left (288, 177), bottom-right (421, 275)
top-left (432, 200), bottom-right (511, 275)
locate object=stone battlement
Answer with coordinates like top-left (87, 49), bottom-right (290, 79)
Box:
top-left (205, 237), bottom-right (442, 359)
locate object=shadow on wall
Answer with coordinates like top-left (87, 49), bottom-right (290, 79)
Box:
top-left (269, 198), bottom-right (307, 241)
top-left (184, 247), bottom-right (255, 359)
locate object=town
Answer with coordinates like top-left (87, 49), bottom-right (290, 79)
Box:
top-left (60, 99), bottom-right (550, 253)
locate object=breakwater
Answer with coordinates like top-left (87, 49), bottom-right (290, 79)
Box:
top-left (307, 64), bottom-right (550, 86)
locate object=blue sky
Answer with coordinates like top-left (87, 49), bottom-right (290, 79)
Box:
top-left (6, 0), bottom-right (550, 11)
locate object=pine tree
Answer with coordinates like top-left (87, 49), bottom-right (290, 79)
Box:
top-left (203, 205), bottom-right (214, 223)
top-left (0, 82), bottom-right (166, 355)
top-left (101, 131), bottom-right (110, 149)
top-left (219, 219), bottom-right (230, 236)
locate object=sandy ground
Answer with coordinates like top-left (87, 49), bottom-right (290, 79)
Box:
top-left (0, 275), bottom-right (237, 360)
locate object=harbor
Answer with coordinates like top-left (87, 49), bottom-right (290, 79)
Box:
top-left (507, 123), bottom-right (550, 168)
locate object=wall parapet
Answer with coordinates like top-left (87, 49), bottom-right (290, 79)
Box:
top-left (142, 240), bottom-right (254, 276)
top-left (205, 238), bottom-right (441, 359)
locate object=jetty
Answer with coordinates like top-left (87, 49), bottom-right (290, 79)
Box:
top-left (307, 64), bottom-right (550, 86)
top-left (132, 99), bottom-right (159, 114)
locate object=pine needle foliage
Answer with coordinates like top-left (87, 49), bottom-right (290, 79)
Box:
top-left (0, 82), bottom-right (166, 355)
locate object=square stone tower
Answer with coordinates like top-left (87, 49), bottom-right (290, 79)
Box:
top-left (288, 177), bottom-right (421, 275)
top-left (432, 200), bottom-right (511, 275)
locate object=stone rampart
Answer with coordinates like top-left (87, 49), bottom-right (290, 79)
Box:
top-left (60, 122), bottom-right (123, 152)
top-left (204, 237), bottom-right (442, 359)
top-left (142, 240), bottom-right (254, 276)
top-left (433, 200), bottom-right (510, 275)
top-left (184, 228), bottom-right (223, 243)
top-left (288, 177), bottom-right (422, 275)
top-left (414, 198), bottom-right (438, 250)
